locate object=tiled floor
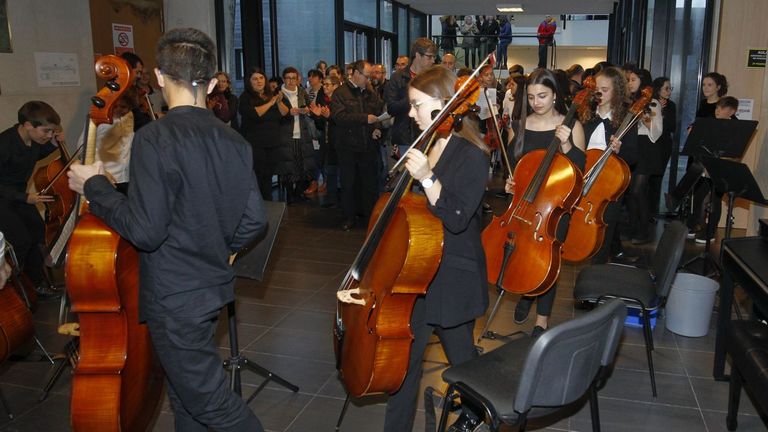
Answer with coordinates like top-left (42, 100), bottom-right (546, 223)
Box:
top-left (1, 190), bottom-right (766, 431)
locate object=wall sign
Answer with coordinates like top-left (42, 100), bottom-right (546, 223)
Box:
top-left (747, 48), bottom-right (766, 68)
top-left (112, 23), bottom-right (134, 55)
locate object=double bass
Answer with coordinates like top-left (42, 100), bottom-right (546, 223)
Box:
top-left (481, 79), bottom-right (596, 296)
top-left (65, 55), bottom-right (163, 432)
top-left (333, 70), bottom-right (482, 397)
top-left (561, 87), bottom-right (653, 262)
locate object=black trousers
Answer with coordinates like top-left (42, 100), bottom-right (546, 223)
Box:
top-left (0, 199), bottom-right (46, 285)
top-left (538, 44), bottom-right (549, 68)
top-left (384, 298), bottom-right (477, 432)
top-left (628, 173), bottom-right (650, 239)
top-left (592, 200), bottom-right (624, 264)
top-left (146, 309), bottom-right (264, 432)
top-left (337, 148), bottom-right (380, 221)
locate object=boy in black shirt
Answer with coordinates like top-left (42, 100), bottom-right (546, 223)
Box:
top-left (68, 28), bottom-right (267, 431)
top-left (0, 101), bottom-right (62, 297)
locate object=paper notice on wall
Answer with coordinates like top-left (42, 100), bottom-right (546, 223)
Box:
top-left (112, 23), bottom-right (134, 55)
top-left (737, 98), bottom-right (754, 120)
top-left (34, 52), bottom-right (80, 87)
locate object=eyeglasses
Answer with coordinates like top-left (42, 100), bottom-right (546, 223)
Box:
top-left (409, 97), bottom-right (440, 110)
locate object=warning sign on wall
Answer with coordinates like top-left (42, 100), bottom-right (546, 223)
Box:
top-left (112, 23), bottom-right (134, 55)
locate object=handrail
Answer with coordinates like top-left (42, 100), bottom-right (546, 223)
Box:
top-left (430, 34), bottom-right (559, 69)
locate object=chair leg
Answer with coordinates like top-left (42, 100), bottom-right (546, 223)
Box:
top-left (589, 384), bottom-right (601, 432)
top-left (641, 311), bottom-right (658, 397)
top-left (644, 310), bottom-right (655, 351)
top-left (517, 412), bottom-right (528, 432)
top-left (437, 385), bottom-right (457, 432)
top-left (726, 368), bottom-right (741, 431)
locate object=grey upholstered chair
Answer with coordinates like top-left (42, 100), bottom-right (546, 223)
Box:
top-left (437, 299), bottom-right (627, 432)
top-left (573, 220), bottom-right (688, 397)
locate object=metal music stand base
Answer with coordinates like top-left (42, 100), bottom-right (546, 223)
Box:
top-left (223, 302), bottom-right (298, 404)
top-left (39, 338), bottom-right (78, 401)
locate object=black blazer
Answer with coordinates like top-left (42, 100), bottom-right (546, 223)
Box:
top-left (424, 135), bottom-right (490, 327)
top-left (583, 113), bottom-right (639, 167)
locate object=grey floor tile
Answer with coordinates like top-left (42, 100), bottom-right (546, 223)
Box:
top-left (571, 396), bottom-right (707, 431)
top-left (0, 392), bottom-right (69, 432)
top-left (614, 344), bottom-right (686, 376)
top-left (273, 309), bottom-right (335, 334)
top-left (700, 408), bottom-right (767, 432)
top-left (237, 351), bottom-right (336, 394)
top-left (690, 376), bottom-right (758, 416)
top-left (600, 368), bottom-right (697, 407)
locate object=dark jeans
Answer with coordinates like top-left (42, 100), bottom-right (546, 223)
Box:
top-left (383, 298), bottom-right (477, 432)
top-left (0, 199), bottom-right (46, 285)
top-left (628, 173), bottom-right (650, 239)
top-left (146, 309), bottom-right (264, 432)
top-left (337, 148), bottom-right (380, 221)
top-left (538, 44), bottom-right (549, 68)
top-left (496, 42), bottom-right (510, 69)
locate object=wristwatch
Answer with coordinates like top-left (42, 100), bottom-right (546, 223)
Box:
top-left (421, 174), bottom-right (437, 189)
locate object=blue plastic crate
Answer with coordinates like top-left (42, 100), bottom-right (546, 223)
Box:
top-left (624, 308), bottom-right (658, 329)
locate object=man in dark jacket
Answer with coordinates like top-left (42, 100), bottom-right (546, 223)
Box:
top-left (331, 60), bottom-right (384, 231)
top-left (383, 38), bottom-right (437, 159)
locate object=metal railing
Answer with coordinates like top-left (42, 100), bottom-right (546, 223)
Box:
top-left (430, 34), bottom-right (558, 70)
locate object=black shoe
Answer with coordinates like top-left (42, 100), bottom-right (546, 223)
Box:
top-left (514, 298), bottom-right (533, 324)
top-left (482, 202), bottom-right (492, 214)
top-left (493, 191), bottom-right (508, 198)
top-left (341, 219), bottom-right (355, 231)
top-left (34, 284), bottom-right (62, 300)
top-left (611, 251), bottom-right (639, 264)
top-left (630, 236), bottom-right (651, 245)
top-left (447, 410), bottom-right (482, 432)
top-left (531, 325), bottom-right (546, 338)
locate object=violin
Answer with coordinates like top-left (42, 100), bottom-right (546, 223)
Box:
top-left (65, 55), bottom-right (164, 432)
top-left (481, 78), bottom-right (596, 296)
top-left (561, 86), bottom-right (653, 262)
top-left (335, 61), bottom-right (485, 397)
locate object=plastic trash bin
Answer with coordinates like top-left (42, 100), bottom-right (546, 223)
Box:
top-left (665, 272), bottom-right (719, 337)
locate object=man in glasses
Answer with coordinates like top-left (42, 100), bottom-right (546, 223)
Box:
top-left (330, 60), bottom-right (385, 231)
top-left (384, 38), bottom-right (438, 161)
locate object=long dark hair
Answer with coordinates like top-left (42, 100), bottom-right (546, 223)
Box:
top-left (525, 68), bottom-right (568, 115)
top-left (244, 67), bottom-right (273, 100)
top-left (652, 76), bottom-right (670, 100)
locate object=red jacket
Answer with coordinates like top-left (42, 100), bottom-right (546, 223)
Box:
top-left (537, 20), bottom-right (556, 45)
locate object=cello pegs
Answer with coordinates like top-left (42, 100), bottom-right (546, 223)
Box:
top-left (91, 96), bottom-right (105, 108)
top-left (105, 81), bottom-right (120, 91)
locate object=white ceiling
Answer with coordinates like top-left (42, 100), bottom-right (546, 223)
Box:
top-left (397, 0), bottom-right (617, 15)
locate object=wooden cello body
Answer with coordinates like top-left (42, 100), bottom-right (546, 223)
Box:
top-left (481, 78), bottom-right (596, 295)
top-left (482, 151), bottom-right (583, 295)
top-left (561, 86), bottom-right (652, 262)
top-left (0, 281), bottom-right (34, 364)
top-left (561, 149), bottom-right (630, 262)
top-left (33, 144), bottom-right (77, 249)
top-left (66, 55), bottom-right (163, 432)
top-left (334, 192), bottom-right (442, 397)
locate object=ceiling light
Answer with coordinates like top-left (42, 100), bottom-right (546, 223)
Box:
top-left (497, 4), bottom-right (524, 13)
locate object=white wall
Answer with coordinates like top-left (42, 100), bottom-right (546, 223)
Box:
top-left (0, 0), bottom-right (96, 146)
top-left (163, 0), bottom-right (216, 39)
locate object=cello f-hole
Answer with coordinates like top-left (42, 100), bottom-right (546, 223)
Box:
top-left (584, 202), bottom-right (594, 224)
top-left (533, 213), bottom-right (544, 242)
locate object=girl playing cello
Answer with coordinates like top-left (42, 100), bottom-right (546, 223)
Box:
top-left (384, 65), bottom-right (490, 432)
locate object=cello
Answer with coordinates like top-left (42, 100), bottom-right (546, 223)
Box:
top-left (481, 79), bottom-right (596, 296)
top-left (33, 134), bottom-right (78, 261)
top-left (334, 70), bottom-right (482, 398)
top-left (561, 86), bottom-right (653, 262)
top-left (65, 55), bottom-right (163, 432)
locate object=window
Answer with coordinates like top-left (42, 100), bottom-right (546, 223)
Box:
top-left (276, 0), bottom-right (335, 77)
top-left (398, 7), bottom-right (408, 56)
top-left (345, 0), bottom-right (376, 27)
top-left (380, 0), bottom-right (394, 32)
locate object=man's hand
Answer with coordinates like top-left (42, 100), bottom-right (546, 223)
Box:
top-left (372, 129), bottom-right (382, 140)
top-left (68, 161), bottom-right (105, 195)
top-left (367, 114), bottom-right (378, 124)
top-left (27, 192), bottom-right (54, 204)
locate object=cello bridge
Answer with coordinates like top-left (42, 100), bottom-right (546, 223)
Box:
top-left (337, 288), bottom-right (366, 306)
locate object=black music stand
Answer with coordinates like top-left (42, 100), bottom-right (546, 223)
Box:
top-left (699, 157), bottom-right (768, 258)
top-left (223, 201), bottom-right (299, 404)
top-left (678, 119), bottom-right (756, 275)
